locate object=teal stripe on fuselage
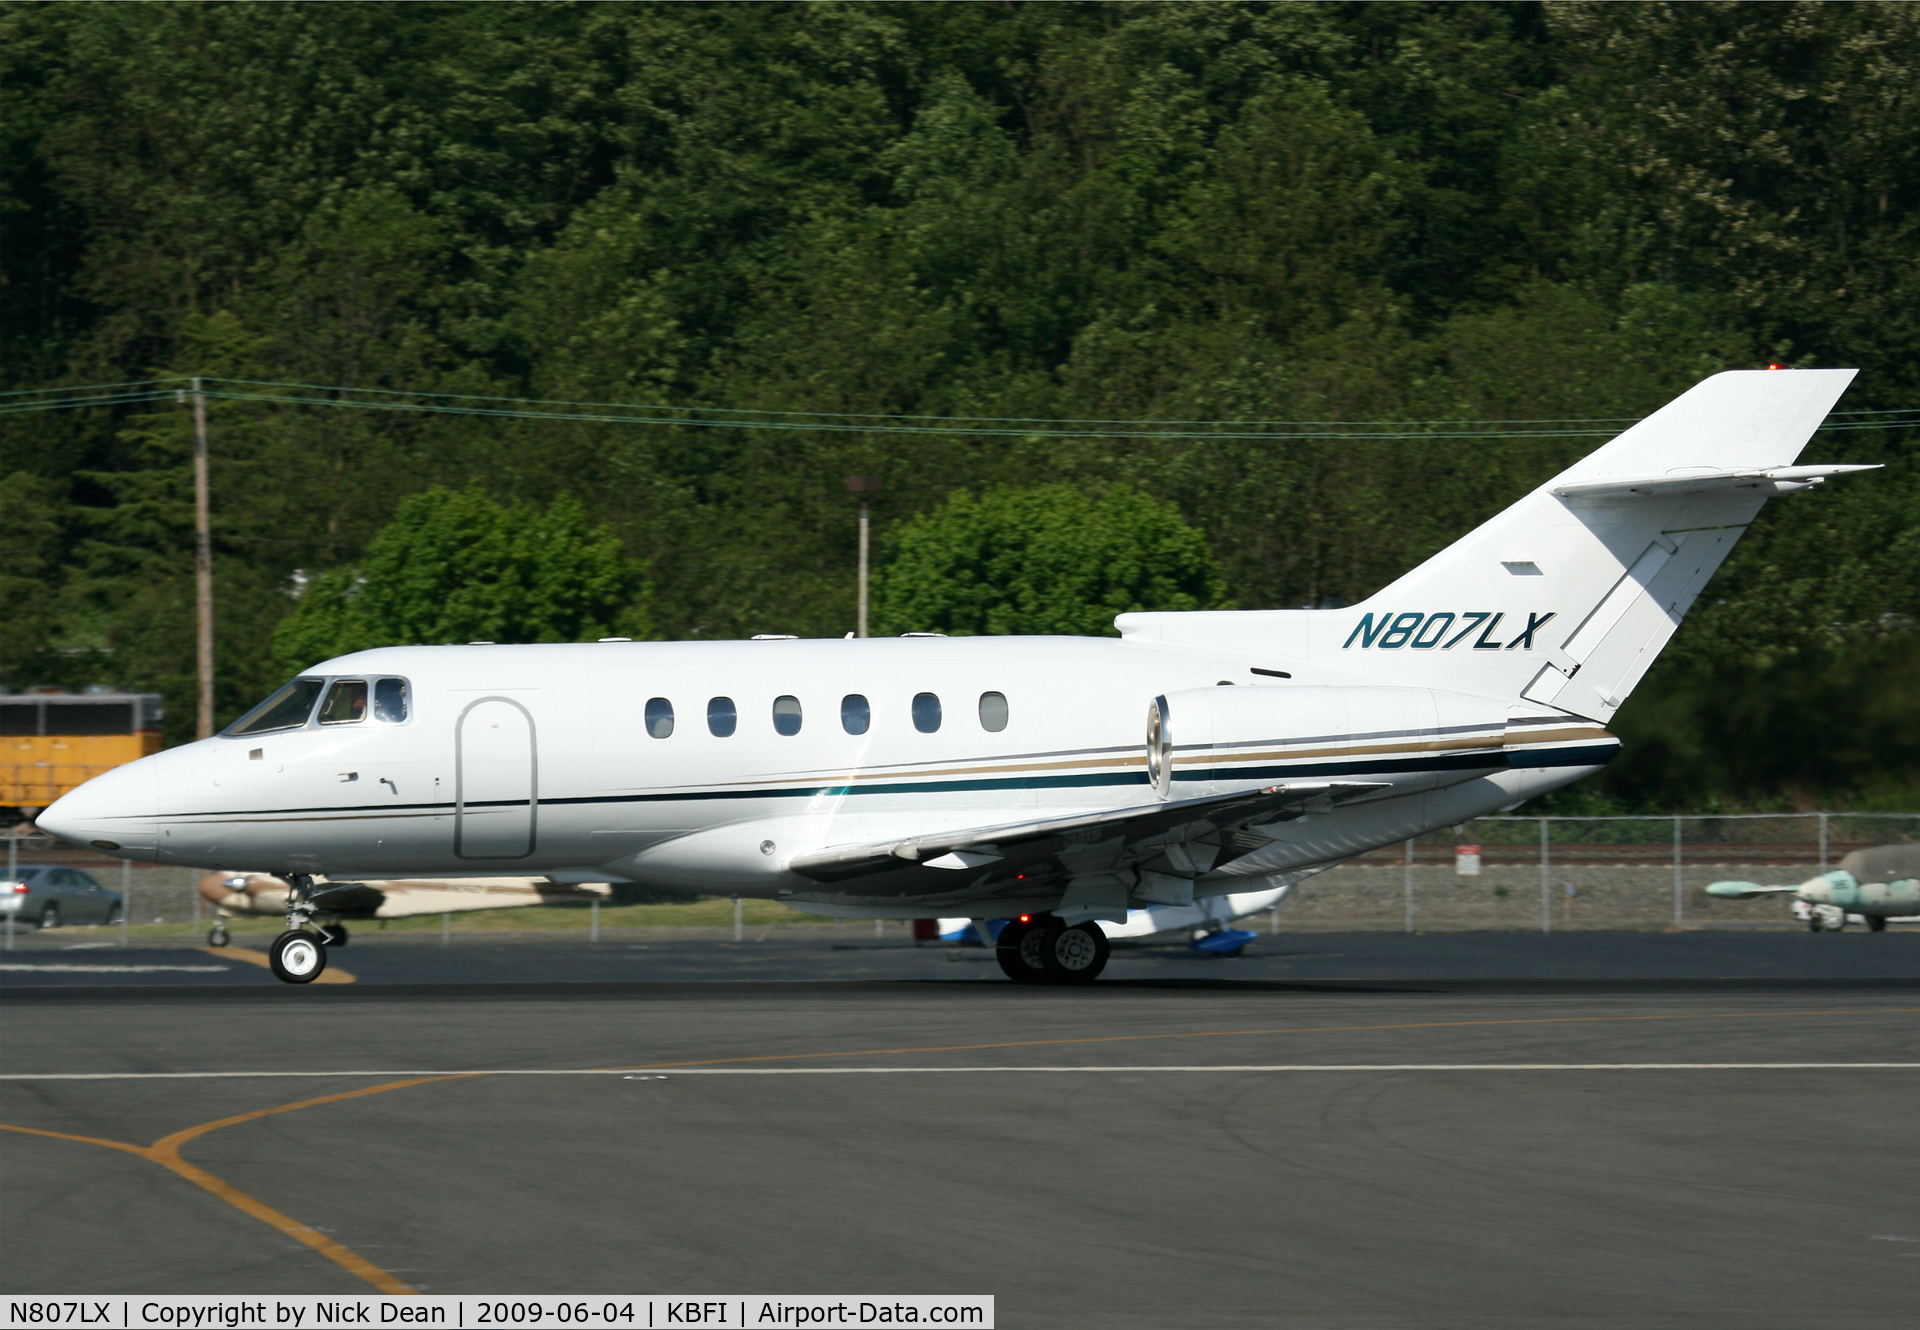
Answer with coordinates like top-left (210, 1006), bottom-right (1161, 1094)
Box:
top-left (161, 742), bottom-right (1616, 822)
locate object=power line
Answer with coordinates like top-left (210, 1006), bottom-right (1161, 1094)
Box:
top-left (3, 376), bottom-right (1917, 440)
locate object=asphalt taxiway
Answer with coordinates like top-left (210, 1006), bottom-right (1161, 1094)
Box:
top-left (4, 925), bottom-right (1918, 987)
top-left (4, 934), bottom-right (1918, 1328)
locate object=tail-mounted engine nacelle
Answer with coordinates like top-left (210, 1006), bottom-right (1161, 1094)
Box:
top-left (1146, 684), bottom-right (1508, 798)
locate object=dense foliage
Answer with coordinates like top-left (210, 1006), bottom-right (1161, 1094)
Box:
top-left (2, 2), bottom-right (1915, 807)
top-left (874, 485), bottom-right (1225, 637)
top-left (271, 487), bottom-right (648, 671)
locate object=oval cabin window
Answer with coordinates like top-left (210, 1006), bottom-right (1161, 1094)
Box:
top-left (978, 691), bottom-right (1008, 733)
top-left (841, 694), bottom-right (870, 735)
top-left (645, 697), bottom-right (675, 739)
top-left (772, 695), bottom-right (803, 736)
top-left (707, 696), bottom-right (737, 737)
top-left (912, 692), bottom-right (942, 734)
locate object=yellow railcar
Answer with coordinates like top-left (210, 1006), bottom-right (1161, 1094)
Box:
top-left (2, 691), bottom-right (164, 818)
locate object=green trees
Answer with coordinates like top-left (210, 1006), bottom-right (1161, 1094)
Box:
top-left (1, 1), bottom-right (1914, 804)
top-left (272, 488), bottom-right (648, 669)
top-left (873, 486), bottom-right (1226, 638)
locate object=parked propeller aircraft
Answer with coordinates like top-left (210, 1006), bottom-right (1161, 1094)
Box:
top-left (39, 369), bottom-right (1874, 984)
top-left (1707, 844), bottom-right (1920, 932)
top-left (197, 870), bottom-right (611, 947)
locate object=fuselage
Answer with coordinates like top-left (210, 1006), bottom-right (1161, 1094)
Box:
top-left (39, 634), bottom-right (1615, 918)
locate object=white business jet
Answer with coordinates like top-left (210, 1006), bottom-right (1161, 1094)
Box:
top-left (39, 370), bottom-right (1873, 984)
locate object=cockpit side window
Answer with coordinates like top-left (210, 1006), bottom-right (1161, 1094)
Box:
top-left (318, 680), bottom-right (369, 725)
top-left (373, 678), bottom-right (409, 723)
top-left (227, 678), bottom-right (326, 735)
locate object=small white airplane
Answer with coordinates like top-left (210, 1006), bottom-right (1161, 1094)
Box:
top-left (196, 870), bottom-right (612, 947)
top-left (40, 369), bottom-right (1874, 984)
top-left (1707, 844), bottom-right (1920, 932)
top-left (938, 884), bottom-right (1293, 970)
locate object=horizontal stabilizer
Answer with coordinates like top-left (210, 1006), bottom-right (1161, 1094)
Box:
top-left (1553, 464), bottom-right (1880, 500)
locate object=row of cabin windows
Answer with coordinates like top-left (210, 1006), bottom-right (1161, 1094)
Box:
top-left (644, 691), bottom-right (1009, 740)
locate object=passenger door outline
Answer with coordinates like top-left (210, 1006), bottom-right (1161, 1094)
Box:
top-left (454, 696), bottom-right (539, 860)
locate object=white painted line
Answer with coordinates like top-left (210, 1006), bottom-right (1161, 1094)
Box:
top-left (3, 1063), bottom-right (1917, 1080)
top-left (0, 964), bottom-right (231, 974)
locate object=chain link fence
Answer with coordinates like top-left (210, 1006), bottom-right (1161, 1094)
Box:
top-left (1282, 812), bottom-right (1920, 932)
top-left (4, 812), bottom-right (1917, 945)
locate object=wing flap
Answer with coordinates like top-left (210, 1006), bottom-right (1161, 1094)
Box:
top-left (786, 781), bottom-right (1388, 885)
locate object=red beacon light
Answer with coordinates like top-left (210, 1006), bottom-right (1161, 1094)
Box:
top-left (1765, 362), bottom-right (1789, 370)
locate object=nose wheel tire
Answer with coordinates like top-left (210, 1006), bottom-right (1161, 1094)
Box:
top-left (1041, 918), bottom-right (1110, 984)
top-left (207, 925), bottom-right (230, 947)
top-left (269, 929), bottom-right (327, 984)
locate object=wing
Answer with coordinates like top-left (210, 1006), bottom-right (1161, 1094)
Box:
top-left (787, 781), bottom-right (1387, 891)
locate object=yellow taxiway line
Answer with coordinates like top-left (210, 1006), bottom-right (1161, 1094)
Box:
top-left (5, 1004), bottom-right (1915, 1293)
top-left (0, 1076), bottom-right (466, 1293)
top-left (202, 944), bottom-right (357, 983)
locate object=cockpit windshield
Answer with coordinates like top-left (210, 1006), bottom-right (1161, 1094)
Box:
top-left (226, 678), bottom-right (325, 736)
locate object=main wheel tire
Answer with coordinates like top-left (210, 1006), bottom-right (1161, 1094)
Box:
top-left (995, 919), bottom-right (1047, 984)
top-left (1041, 918), bottom-right (1110, 984)
top-left (320, 923), bottom-right (349, 947)
top-left (1868, 915), bottom-right (1888, 932)
top-left (38, 903), bottom-right (58, 930)
top-left (268, 929), bottom-right (327, 984)
top-left (207, 925), bottom-right (230, 947)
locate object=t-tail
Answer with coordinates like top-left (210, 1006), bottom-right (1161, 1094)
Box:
top-left (1120, 368), bottom-right (1871, 723)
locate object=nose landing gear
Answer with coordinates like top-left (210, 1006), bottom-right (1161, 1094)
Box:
top-left (995, 915), bottom-right (1110, 984)
top-left (268, 929), bottom-right (327, 983)
top-left (266, 872), bottom-right (328, 984)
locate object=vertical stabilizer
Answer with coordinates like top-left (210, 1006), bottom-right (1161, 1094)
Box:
top-left (1319, 369), bottom-right (1861, 720)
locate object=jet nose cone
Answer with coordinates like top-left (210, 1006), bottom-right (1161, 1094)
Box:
top-left (38, 757), bottom-right (161, 857)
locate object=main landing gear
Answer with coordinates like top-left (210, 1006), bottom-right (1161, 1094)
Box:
top-left (996, 915), bottom-right (1111, 985)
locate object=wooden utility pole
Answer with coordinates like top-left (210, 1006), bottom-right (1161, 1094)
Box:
top-left (845, 476), bottom-right (883, 638)
top-left (191, 377), bottom-right (215, 739)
